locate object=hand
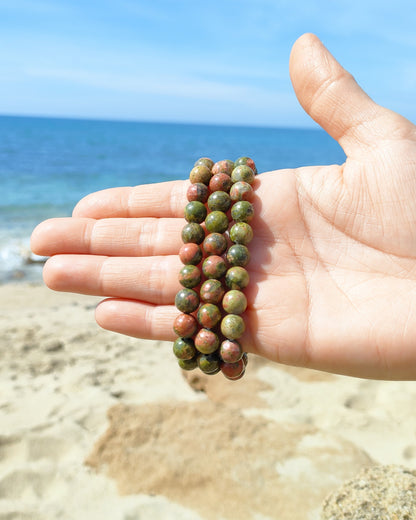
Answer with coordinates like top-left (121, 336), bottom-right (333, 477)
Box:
top-left (31, 34), bottom-right (416, 379)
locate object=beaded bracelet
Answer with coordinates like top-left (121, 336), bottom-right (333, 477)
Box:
top-left (173, 156), bottom-right (256, 381)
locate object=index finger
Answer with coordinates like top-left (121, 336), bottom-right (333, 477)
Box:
top-left (73, 180), bottom-right (188, 219)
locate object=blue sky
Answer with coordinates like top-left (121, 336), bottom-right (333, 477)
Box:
top-left (0, 0), bottom-right (415, 127)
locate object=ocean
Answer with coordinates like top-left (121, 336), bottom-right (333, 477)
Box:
top-left (0, 115), bottom-right (346, 283)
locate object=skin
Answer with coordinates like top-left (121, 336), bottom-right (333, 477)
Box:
top-left (31, 34), bottom-right (416, 379)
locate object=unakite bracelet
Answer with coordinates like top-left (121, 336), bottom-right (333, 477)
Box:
top-left (173, 156), bottom-right (256, 380)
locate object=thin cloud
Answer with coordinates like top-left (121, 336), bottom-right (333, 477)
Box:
top-left (0, 0), bottom-right (70, 14)
top-left (0, 0), bottom-right (414, 125)
top-left (26, 66), bottom-right (290, 107)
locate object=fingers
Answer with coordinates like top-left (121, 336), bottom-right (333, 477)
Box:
top-left (43, 254), bottom-right (181, 304)
top-left (289, 33), bottom-right (415, 156)
top-left (95, 298), bottom-right (177, 341)
top-left (96, 298), bottom-right (257, 351)
top-left (31, 216), bottom-right (183, 257)
top-left (95, 299), bottom-right (256, 347)
top-left (73, 180), bottom-right (188, 219)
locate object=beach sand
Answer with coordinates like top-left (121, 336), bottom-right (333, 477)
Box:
top-left (1, 283), bottom-right (416, 519)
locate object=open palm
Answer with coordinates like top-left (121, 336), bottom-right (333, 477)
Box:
top-left (31, 34), bottom-right (416, 379)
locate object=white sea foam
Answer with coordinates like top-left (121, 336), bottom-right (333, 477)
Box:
top-left (0, 234), bottom-right (45, 283)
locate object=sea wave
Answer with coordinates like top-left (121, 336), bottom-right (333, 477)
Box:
top-left (0, 236), bottom-right (46, 283)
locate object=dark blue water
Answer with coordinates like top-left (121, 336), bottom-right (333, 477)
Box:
top-left (0, 115), bottom-right (346, 282)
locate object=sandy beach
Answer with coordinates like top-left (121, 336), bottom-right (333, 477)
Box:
top-left (2, 282), bottom-right (416, 519)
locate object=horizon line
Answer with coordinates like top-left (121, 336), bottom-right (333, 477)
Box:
top-left (0, 112), bottom-right (321, 132)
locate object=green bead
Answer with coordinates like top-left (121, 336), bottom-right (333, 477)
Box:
top-left (221, 314), bottom-right (245, 340)
top-left (229, 222), bottom-right (253, 245)
top-left (234, 156), bottom-right (257, 174)
top-left (189, 165), bottom-right (212, 185)
top-left (178, 357), bottom-right (198, 371)
top-left (173, 337), bottom-right (197, 360)
top-left (184, 201), bottom-right (207, 223)
top-left (175, 288), bottom-right (200, 313)
top-left (231, 165), bottom-right (255, 185)
top-left (194, 157), bottom-right (214, 170)
top-left (206, 366), bottom-right (221, 375)
top-left (197, 303), bottom-right (222, 329)
top-left (182, 223), bottom-right (205, 244)
top-left (202, 255), bottom-right (227, 279)
top-left (203, 233), bottom-right (227, 256)
top-left (179, 264), bottom-right (201, 288)
top-left (226, 244), bottom-right (250, 267)
top-left (225, 267), bottom-right (249, 290)
top-left (222, 290), bottom-right (247, 315)
top-left (231, 201), bottom-right (254, 223)
top-left (198, 353), bottom-right (221, 374)
top-left (207, 191), bottom-right (231, 212)
top-left (205, 211), bottom-right (229, 234)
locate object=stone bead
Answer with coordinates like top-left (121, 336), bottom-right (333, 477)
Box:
top-left (242, 352), bottom-right (249, 366)
top-left (225, 369), bottom-right (246, 381)
top-left (207, 191), bottom-right (231, 212)
top-left (187, 182), bottom-right (209, 203)
top-left (231, 165), bottom-right (255, 185)
top-left (230, 181), bottom-right (254, 202)
top-left (209, 173), bottom-right (232, 193)
top-left (221, 359), bottom-right (246, 380)
top-left (179, 243), bottom-right (202, 265)
top-left (212, 159), bottom-right (234, 176)
top-left (231, 201), bottom-right (254, 223)
top-left (178, 264), bottom-right (201, 288)
top-left (200, 279), bottom-right (225, 304)
top-left (222, 290), bottom-right (247, 315)
top-left (229, 222), bottom-right (253, 245)
top-left (173, 313), bottom-right (198, 338)
top-left (226, 244), bottom-right (250, 267)
top-left (202, 255), bottom-right (227, 279)
top-left (197, 303), bottom-right (222, 329)
top-left (194, 157), bottom-right (214, 170)
top-left (220, 314), bottom-right (245, 340)
top-left (184, 201), bottom-right (207, 223)
top-left (205, 366), bottom-right (221, 375)
top-left (225, 267), bottom-right (249, 290)
top-left (175, 288), bottom-right (199, 313)
top-left (234, 156), bottom-right (257, 174)
top-left (220, 339), bottom-right (243, 363)
top-left (197, 353), bottom-right (221, 374)
top-left (195, 328), bottom-right (220, 354)
top-left (178, 357), bottom-right (198, 371)
top-left (173, 337), bottom-right (197, 360)
top-left (189, 164), bottom-right (212, 185)
top-left (203, 233), bottom-right (227, 256)
top-left (182, 223), bottom-right (205, 244)
top-left (205, 211), bottom-right (229, 234)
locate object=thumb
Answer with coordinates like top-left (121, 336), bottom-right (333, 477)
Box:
top-left (289, 33), bottom-right (413, 157)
